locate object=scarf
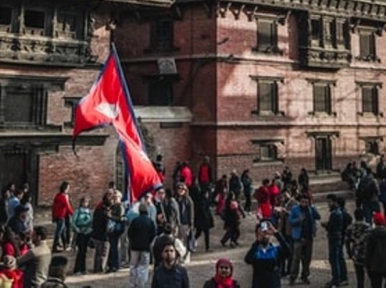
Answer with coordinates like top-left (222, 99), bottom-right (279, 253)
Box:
top-left (213, 258), bottom-right (235, 288)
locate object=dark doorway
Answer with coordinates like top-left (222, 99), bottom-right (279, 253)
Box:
top-left (315, 137), bottom-right (332, 171)
top-left (1, 149), bottom-right (28, 190)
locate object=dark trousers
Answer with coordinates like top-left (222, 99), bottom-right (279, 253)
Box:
top-left (74, 233), bottom-right (90, 273)
top-left (354, 263), bottom-right (365, 288)
top-left (368, 271), bottom-right (386, 288)
top-left (281, 235), bottom-right (293, 276)
top-left (244, 192), bottom-right (252, 212)
top-left (195, 228), bottom-right (210, 250)
top-left (328, 238), bottom-right (345, 285)
top-left (108, 233), bottom-right (121, 270)
top-left (221, 225), bottom-right (240, 244)
top-left (290, 238), bottom-right (313, 280)
top-left (363, 201), bottom-right (381, 225)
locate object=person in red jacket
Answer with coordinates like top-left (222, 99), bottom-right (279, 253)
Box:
top-left (52, 181), bottom-right (74, 253)
top-left (254, 179), bottom-right (272, 221)
top-left (180, 161), bottom-right (193, 188)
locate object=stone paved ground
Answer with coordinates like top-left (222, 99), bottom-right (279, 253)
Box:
top-left (44, 200), bottom-right (367, 288)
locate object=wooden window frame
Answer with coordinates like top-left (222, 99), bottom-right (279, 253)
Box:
top-left (253, 16), bottom-right (283, 55)
top-left (250, 76), bottom-right (284, 116)
top-left (251, 139), bottom-right (284, 164)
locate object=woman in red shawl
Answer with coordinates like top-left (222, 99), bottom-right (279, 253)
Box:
top-left (203, 258), bottom-right (240, 288)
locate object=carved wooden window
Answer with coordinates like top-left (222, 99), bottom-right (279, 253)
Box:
top-left (24, 10), bottom-right (45, 36)
top-left (0, 84), bottom-right (47, 128)
top-left (359, 32), bottom-right (377, 61)
top-left (0, 6), bottom-right (12, 33)
top-left (56, 12), bottom-right (77, 39)
top-left (362, 85), bottom-right (378, 114)
top-left (256, 19), bottom-right (278, 53)
top-left (258, 81), bottom-right (278, 114)
top-left (313, 84), bottom-right (332, 114)
top-left (148, 79), bottom-right (174, 106)
top-left (150, 18), bottom-right (174, 52)
top-left (311, 18), bottom-right (321, 43)
top-left (334, 19), bottom-right (348, 48)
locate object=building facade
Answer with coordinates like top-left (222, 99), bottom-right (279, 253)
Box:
top-left (114, 0), bottom-right (386, 184)
top-left (0, 0), bottom-right (173, 205)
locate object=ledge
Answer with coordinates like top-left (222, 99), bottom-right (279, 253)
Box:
top-left (134, 106), bottom-right (192, 123)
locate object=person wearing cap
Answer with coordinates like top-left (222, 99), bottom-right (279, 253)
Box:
top-left (0, 255), bottom-right (24, 288)
top-left (128, 202), bottom-right (156, 287)
top-left (365, 212), bottom-right (386, 288)
top-left (7, 204), bottom-right (29, 236)
top-left (203, 258), bottom-right (240, 288)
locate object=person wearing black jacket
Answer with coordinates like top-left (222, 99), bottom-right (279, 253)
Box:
top-left (152, 240), bottom-right (189, 288)
top-left (245, 221), bottom-right (290, 288)
top-left (128, 202), bottom-right (156, 288)
top-left (91, 193), bottom-right (112, 273)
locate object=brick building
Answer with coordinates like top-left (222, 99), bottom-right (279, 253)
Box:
top-left (114, 0), bottom-right (386, 185)
top-left (0, 0), bottom-right (173, 206)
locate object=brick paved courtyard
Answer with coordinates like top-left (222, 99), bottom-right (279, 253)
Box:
top-left (45, 200), bottom-right (365, 288)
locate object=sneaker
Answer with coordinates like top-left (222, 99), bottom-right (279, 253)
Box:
top-left (205, 248), bottom-right (214, 253)
top-left (301, 278), bottom-right (310, 285)
top-left (339, 280), bottom-right (349, 286)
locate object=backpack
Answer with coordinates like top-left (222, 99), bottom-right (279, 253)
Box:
top-left (342, 210), bottom-right (353, 235)
top-left (357, 176), bottom-right (378, 201)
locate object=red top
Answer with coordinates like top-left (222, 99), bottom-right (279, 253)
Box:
top-left (180, 166), bottom-right (193, 187)
top-left (255, 186), bottom-right (270, 204)
top-left (269, 184), bottom-right (280, 206)
top-left (198, 164), bottom-right (210, 184)
top-left (3, 242), bottom-right (29, 257)
top-left (0, 269), bottom-right (24, 288)
top-left (52, 193), bottom-right (74, 220)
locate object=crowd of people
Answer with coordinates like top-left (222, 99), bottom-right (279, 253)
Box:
top-left (2, 155), bottom-right (386, 287)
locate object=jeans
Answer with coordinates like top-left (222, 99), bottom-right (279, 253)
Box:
top-left (290, 238), bottom-right (313, 280)
top-left (178, 224), bottom-right (191, 263)
top-left (120, 224), bottom-right (130, 264)
top-left (93, 239), bottom-right (110, 273)
top-left (354, 263), bottom-right (365, 288)
top-left (129, 250), bottom-right (150, 288)
top-left (368, 271), bottom-right (386, 288)
top-left (108, 233), bottom-right (121, 271)
top-left (328, 238), bottom-right (344, 285)
top-left (281, 235), bottom-right (293, 275)
top-left (363, 201), bottom-right (381, 225)
top-left (74, 233), bottom-right (90, 273)
top-left (53, 218), bottom-right (65, 250)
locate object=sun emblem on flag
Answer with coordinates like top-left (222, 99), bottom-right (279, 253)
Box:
top-left (95, 102), bottom-right (120, 119)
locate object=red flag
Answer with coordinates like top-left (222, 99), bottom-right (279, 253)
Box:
top-left (73, 46), bottom-right (162, 202)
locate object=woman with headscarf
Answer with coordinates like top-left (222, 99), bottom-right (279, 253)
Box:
top-left (203, 258), bottom-right (240, 288)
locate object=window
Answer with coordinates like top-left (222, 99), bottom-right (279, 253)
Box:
top-left (313, 84), bottom-right (332, 114)
top-left (256, 19), bottom-right (279, 53)
top-left (364, 139), bottom-right (379, 155)
top-left (56, 12), bottom-right (77, 38)
top-left (258, 81), bottom-right (278, 114)
top-left (148, 79), bottom-right (174, 106)
top-left (362, 85), bottom-right (378, 114)
top-left (311, 18), bottom-right (321, 42)
top-left (64, 97), bottom-right (81, 126)
top-left (252, 140), bottom-right (283, 163)
top-left (24, 10), bottom-right (45, 36)
top-left (0, 85), bottom-right (47, 127)
top-left (0, 6), bottom-right (12, 25)
top-left (150, 19), bottom-right (174, 52)
top-left (359, 32), bottom-right (377, 61)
